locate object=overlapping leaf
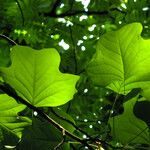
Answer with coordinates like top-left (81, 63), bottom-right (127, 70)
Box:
top-left (0, 46), bottom-right (79, 107)
top-left (86, 23), bottom-right (150, 95)
top-left (0, 94), bottom-right (31, 138)
top-left (109, 97), bottom-right (150, 144)
top-left (17, 109), bottom-right (75, 150)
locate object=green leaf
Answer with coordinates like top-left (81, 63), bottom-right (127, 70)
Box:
top-left (0, 39), bottom-right (11, 67)
top-left (0, 94), bottom-right (31, 139)
top-left (109, 96), bottom-right (150, 145)
top-left (0, 46), bottom-right (79, 107)
top-left (86, 23), bottom-right (150, 94)
top-left (17, 110), bottom-right (75, 150)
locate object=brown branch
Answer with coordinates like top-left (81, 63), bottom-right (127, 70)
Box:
top-left (0, 82), bottom-right (94, 150)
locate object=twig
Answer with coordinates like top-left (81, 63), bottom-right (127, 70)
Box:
top-left (54, 129), bottom-right (66, 150)
top-left (14, 0), bottom-right (24, 26)
top-left (0, 82), bottom-right (94, 150)
top-left (69, 26), bottom-right (78, 74)
top-left (50, 108), bottom-right (95, 141)
top-left (0, 34), bottom-right (17, 45)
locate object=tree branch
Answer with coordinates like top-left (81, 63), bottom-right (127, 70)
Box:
top-left (44, 8), bottom-right (126, 18)
top-left (50, 108), bottom-right (95, 141)
top-left (0, 82), bottom-right (94, 150)
top-left (15, 0), bottom-right (24, 26)
top-left (0, 34), bottom-right (18, 45)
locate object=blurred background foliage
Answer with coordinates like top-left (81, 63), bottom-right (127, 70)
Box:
top-left (0, 0), bottom-right (150, 149)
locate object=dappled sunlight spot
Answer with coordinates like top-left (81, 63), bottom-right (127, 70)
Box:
top-left (121, 3), bottom-right (127, 9)
top-left (93, 113), bottom-right (96, 116)
top-left (33, 111), bottom-right (38, 116)
top-left (58, 18), bottom-right (66, 23)
top-left (99, 107), bottom-right (103, 110)
top-left (83, 35), bottom-right (87, 40)
top-left (89, 35), bottom-right (94, 39)
top-left (101, 24), bottom-right (105, 28)
top-left (66, 20), bottom-right (73, 27)
top-left (84, 88), bottom-right (88, 93)
top-left (76, 116), bottom-right (79, 119)
top-left (110, 110), bottom-right (114, 114)
top-left (14, 29), bottom-right (27, 35)
top-left (84, 119), bottom-right (88, 122)
top-left (144, 26), bottom-right (149, 28)
top-left (134, 0), bottom-right (137, 2)
top-left (75, 0), bottom-right (90, 11)
top-left (60, 3), bottom-right (64, 8)
top-left (16, 116), bottom-right (20, 119)
top-left (99, 98), bottom-right (103, 102)
top-left (106, 91), bottom-right (110, 95)
top-left (124, 0), bottom-right (128, 2)
top-left (50, 34), bottom-right (60, 40)
top-left (119, 21), bottom-right (122, 24)
top-left (98, 120), bottom-right (101, 124)
top-left (77, 40), bottom-right (83, 46)
top-left (88, 24), bottom-right (96, 31)
top-left (41, 22), bottom-right (44, 26)
top-left (81, 46), bottom-right (86, 51)
top-left (5, 145), bottom-right (16, 149)
top-left (100, 146), bottom-right (105, 150)
top-left (89, 125), bottom-right (93, 128)
top-left (59, 39), bottom-right (70, 50)
top-left (83, 134), bottom-right (87, 139)
top-left (79, 15), bottom-right (88, 21)
top-left (142, 7), bottom-right (149, 11)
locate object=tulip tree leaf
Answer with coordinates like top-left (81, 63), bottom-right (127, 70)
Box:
top-left (0, 46), bottom-right (79, 107)
top-left (86, 23), bottom-right (150, 95)
top-left (0, 94), bottom-right (31, 139)
top-left (17, 109), bottom-right (75, 150)
top-left (109, 97), bottom-right (150, 145)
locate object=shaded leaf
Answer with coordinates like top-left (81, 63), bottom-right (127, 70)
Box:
top-left (17, 109), bottom-right (75, 150)
top-left (133, 100), bottom-right (150, 126)
top-left (109, 97), bottom-right (150, 145)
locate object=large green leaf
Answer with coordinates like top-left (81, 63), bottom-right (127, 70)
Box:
top-left (17, 109), bottom-right (75, 150)
top-left (86, 23), bottom-right (150, 94)
top-left (109, 96), bottom-right (150, 145)
top-left (0, 46), bottom-right (79, 107)
top-left (0, 94), bottom-right (31, 139)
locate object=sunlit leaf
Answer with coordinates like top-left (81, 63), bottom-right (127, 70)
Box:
top-left (86, 23), bottom-right (150, 95)
top-left (0, 46), bottom-right (79, 107)
top-left (0, 94), bottom-right (31, 139)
